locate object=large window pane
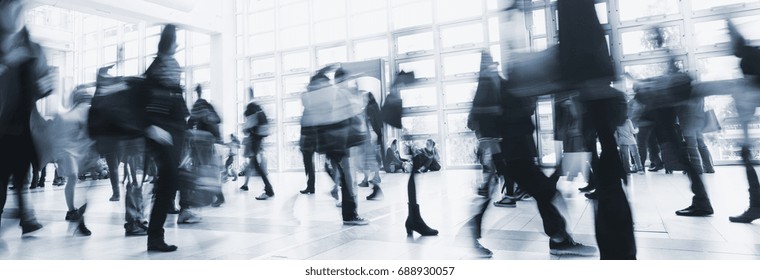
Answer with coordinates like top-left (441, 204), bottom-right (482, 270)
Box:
top-left (280, 26), bottom-right (309, 49)
top-left (446, 113), bottom-right (471, 134)
top-left (443, 82), bottom-right (477, 106)
top-left (539, 133), bottom-right (557, 165)
top-left (249, 0), bottom-right (275, 11)
top-left (489, 17), bottom-right (499, 43)
top-left (250, 10), bottom-right (275, 33)
top-left (124, 59), bottom-right (139, 76)
top-left (103, 45), bottom-right (117, 63)
top-left (284, 98), bottom-right (303, 119)
top-left (618, 0), bottom-right (679, 22)
top-left (697, 56), bottom-right (743, 82)
top-left (252, 80), bottom-right (277, 99)
top-left (193, 67), bottom-right (211, 85)
top-left (83, 49), bottom-right (97, 66)
top-left (314, 0), bottom-right (346, 21)
top-left (352, 10), bottom-right (388, 37)
top-left (397, 32), bottom-right (434, 55)
top-left (620, 26), bottom-right (682, 55)
top-left (351, 0), bottom-right (386, 13)
top-left (124, 41), bottom-right (138, 59)
top-left (103, 26), bottom-right (118, 45)
top-left (398, 59), bottom-right (436, 80)
top-left (249, 32), bottom-right (275, 54)
top-left (531, 9), bottom-right (546, 36)
top-left (400, 86), bottom-right (437, 108)
top-left (694, 20), bottom-right (728, 47)
top-left (437, 0), bottom-right (482, 23)
top-left (595, 2), bottom-right (608, 25)
top-left (691, 0), bottom-right (760, 11)
top-left (442, 52), bottom-right (481, 77)
top-left (317, 45), bottom-right (347, 67)
top-left (283, 75), bottom-right (310, 95)
top-left (279, 2), bottom-right (309, 27)
top-left (251, 57), bottom-right (275, 77)
top-left (401, 114), bottom-right (438, 135)
top-left (284, 124), bottom-right (301, 143)
top-left (354, 38), bottom-right (388, 60)
top-left (283, 144), bottom-right (304, 169)
top-left (192, 44), bottom-right (210, 65)
top-left (446, 136), bottom-right (478, 165)
top-left (392, 1), bottom-right (432, 30)
top-left (441, 23), bottom-right (484, 49)
top-left (314, 18), bottom-right (347, 44)
top-left (282, 51), bottom-right (310, 73)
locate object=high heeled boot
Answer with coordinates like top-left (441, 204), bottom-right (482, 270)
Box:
top-left (405, 203), bottom-right (438, 236)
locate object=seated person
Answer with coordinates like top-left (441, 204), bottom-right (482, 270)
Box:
top-left (384, 139), bottom-right (411, 173)
top-left (412, 139), bottom-right (441, 173)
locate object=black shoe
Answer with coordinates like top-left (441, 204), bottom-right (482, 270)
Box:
top-left (240, 185), bottom-right (249, 191)
top-left (366, 186), bottom-right (384, 200)
top-left (255, 193), bottom-right (274, 200)
top-left (299, 188), bottom-right (315, 195)
top-left (729, 207), bottom-right (760, 223)
top-left (21, 220), bottom-right (43, 235)
top-left (358, 181), bottom-right (369, 188)
top-left (124, 222), bottom-right (148, 236)
top-left (549, 239), bottom-right (597, 256)
top-left (675, 206), bottom-right (714, 217)
top-left (75, 220), bottom-right (92, 236)
top-left (37, 182), bottom-right (45, 188)
top-left (648, 166), bottom-right (663, 172)
top-left (584, 191), bottom-right (598, 200)
top-left (148, 241), bottom-right (178, 252)
top-left (474, 241), bottom-right (493, 258)
top-left (109, 195), bottom-right (120, 202)
top-left (493, 196), bottom-right (517, 208)
top-left (578, 185), bottom-right (595, 192)
top-left (65, 209), bottom-right (81, 221)
top-left (211, 197), bottom-right (225, 207)
top-left (330, 186), bottom-right (339, 200)
top-left (167, 207), bottom-right (180, 215)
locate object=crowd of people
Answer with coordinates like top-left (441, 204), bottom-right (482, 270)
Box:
top-left (2, 0), bottom-right (760, 260)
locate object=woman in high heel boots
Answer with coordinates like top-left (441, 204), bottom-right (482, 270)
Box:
top-left (385, 71), bottom-right (438, 237)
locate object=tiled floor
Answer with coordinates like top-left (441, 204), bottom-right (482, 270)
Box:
top-left (2, 165), bottom-right (760, 260)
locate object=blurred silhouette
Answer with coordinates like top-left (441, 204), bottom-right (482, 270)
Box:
top-left (0, 0), bottom-right (50, 235)
top-left (240, 87), bottom-right (274, 201)
top-left (558, 0), bottom-right (634, 259)
top-left (143, 23), bottom-right (188, 252)
top-left (726, 19), bottom-right (760, 223)
top-left (386, 70), bottom-right (438, 236)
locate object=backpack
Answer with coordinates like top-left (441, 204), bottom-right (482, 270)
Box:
top-left (88, 67), bottom-right (149, 140)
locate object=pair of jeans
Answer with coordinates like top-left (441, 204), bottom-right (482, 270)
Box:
top-left (147, 131), bottom-right (184, 242)
top-left (619, 144), bottom-right (643, 172)
top-left (637, 125), bottom-right (662, 168)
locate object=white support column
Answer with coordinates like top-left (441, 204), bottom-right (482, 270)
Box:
top-left (211, 0), bottom-right (238, 142)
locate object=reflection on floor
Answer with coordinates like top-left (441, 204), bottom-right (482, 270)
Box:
top-left (2, 166), bottom-right (760, 260)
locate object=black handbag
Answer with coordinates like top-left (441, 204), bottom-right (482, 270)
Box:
top-left (88, 69), bottom-right (149, 140)
top-left (633, 72), bottom-right (693, 108)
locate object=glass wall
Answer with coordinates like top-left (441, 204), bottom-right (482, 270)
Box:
top-left (236, 0), bottom-right (506, 171)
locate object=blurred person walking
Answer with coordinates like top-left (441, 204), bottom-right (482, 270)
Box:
top-left (142, 24), bottom-right (189, 252)
top-left (0, 0), bottom-right (52, 235)
top-left (240, 88), bottom-right (274, 200)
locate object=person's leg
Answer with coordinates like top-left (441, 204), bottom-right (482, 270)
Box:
top-left (428, 159), bottom-right (441, 171)
top-left (619, 145), bottom-right (632, 173)
top-left (684, 135), bottom-right (703, 174)
top-left (252, 152), bottom-right (274, 198)
top-left (300, 149), bottom-right (316, 194)
top-left (696, 133), bottom-right (715, 173)
top-left (146, 137), bottom-right (181, 251)
top-left (630, 144), bottom-right (644, 173)
top-left (331, 154), bottom-right (363, 223)
top-left (648, 132), bottom-right (663, 169)
top-left (654, 108), bottom-right (712, 214)
top-left (103, 151), bottom-right (121, 201)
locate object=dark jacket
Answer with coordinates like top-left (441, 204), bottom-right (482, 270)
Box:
top-left (0, 28), bottom-right (51, 137)
top-left (144, 54), bottom-right (188, 134)
top-left (188, 98), bottom-right (221, 140)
